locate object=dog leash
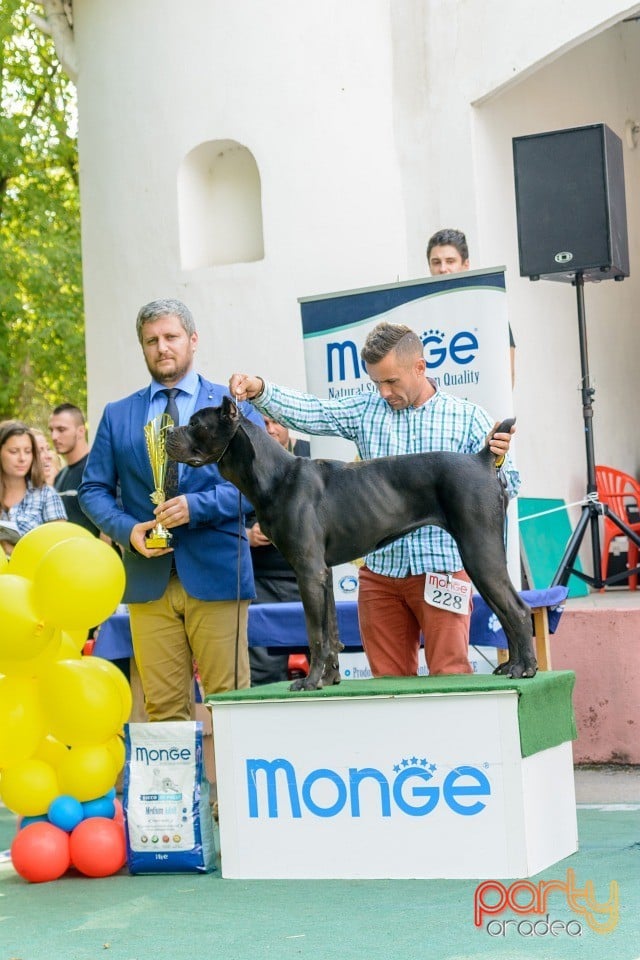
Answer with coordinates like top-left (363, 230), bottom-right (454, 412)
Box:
top-left (233, 390), bottom-right (242, 690)
top-left (234, 490), bottom-right (242, 690)
top-left (207, 394), bottom-right (243, 690)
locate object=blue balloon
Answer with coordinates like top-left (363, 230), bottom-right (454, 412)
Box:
top-left (82, 795), bottom-right (116, 820)
top-left (48, 795), bottom-right (84, 833)
top-left (19, 814), bottom-right (48, 830)
top-left (105, 787), bottom-right (117, 800)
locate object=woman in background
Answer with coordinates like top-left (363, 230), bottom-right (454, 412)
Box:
top-left (0, 420), bottom-right (67, 556)
top-left (32, 428), bottom-right (63, 486)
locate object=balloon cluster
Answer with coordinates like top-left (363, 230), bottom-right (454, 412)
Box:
top-left (0, 523), bottom-right (129, 883)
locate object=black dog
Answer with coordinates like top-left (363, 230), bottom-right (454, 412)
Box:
top-left (166, 397), bottom-right (535, 690)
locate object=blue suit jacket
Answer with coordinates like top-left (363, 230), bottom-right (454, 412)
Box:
top-left (79, 376), bottom-right (264, 603)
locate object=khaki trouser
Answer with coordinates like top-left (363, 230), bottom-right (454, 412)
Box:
top-left (128, 574), bottom-right (250, 721)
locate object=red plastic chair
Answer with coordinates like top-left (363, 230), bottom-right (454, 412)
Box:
top-left (288, 653), bottom-right (309, 680)
top-left (595, 465), bottom-right (640, 590)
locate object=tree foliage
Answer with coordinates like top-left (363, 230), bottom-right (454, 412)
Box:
top-left (0, 0), bottom-right (84, 429)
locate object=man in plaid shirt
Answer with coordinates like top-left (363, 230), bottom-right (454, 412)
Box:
top-left (230, 321), bottom-right (519, 677)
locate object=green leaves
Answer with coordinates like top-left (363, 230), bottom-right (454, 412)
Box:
top-left (0, 0), bottom-right (85, 427)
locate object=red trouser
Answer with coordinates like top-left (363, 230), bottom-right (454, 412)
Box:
top-left (357, 566), bottom-right (473, 677)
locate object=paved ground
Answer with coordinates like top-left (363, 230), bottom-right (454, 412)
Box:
top-left (562, 590), bottom-right (640, 611)
top-left (574, 764), bottom-right (640, 803)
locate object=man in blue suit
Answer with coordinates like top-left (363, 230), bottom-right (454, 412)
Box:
top-left (79, 298), bottom-right (264, 721)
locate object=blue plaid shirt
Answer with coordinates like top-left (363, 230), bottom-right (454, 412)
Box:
top-left (255, 379), bottom-right (520, 577)
top-left (1, 482), bottom-right (67, 536)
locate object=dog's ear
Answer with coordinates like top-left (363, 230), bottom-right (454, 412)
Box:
top-left (221, 395), bottom-right (240, 421)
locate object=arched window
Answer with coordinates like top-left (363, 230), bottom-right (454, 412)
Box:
top-left (178, 139), bottom-right (264, 268)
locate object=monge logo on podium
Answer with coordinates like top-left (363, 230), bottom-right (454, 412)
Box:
top-left (246, 757), bottom-right (491, 819)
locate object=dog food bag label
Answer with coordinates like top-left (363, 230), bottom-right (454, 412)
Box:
top-left (123, 721), bottom-right (216, 874)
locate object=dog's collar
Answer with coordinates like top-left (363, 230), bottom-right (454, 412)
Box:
top-left (213, 418), bottom-right (244, 463)
top-left (215, 440), bottom-right (231, 463)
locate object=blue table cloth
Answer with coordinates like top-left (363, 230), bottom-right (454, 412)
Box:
top-left (93, 587), bottom-right (568, 659)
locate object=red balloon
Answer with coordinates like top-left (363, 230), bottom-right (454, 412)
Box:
top-left (69, 817), bottom-right (127, 878)
top-left (11, 822), bottom-right (70, 883)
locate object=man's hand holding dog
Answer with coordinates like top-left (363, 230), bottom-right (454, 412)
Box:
top-left (229, 373), bottom-right (264, 401)
top-left (488, 423), bottom-right (514, 453)
top-left (487, 421), bottom-right (515, 465)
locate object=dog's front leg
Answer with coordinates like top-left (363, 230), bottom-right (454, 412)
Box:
top-left (290, 567), bottom-right (337, 691)
top-left (320, 588), bottom-right (343, 688)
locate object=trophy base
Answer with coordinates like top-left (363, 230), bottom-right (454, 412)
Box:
top-left (146, 529), bottom-right (173, 549)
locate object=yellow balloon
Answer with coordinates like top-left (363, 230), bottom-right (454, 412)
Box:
top-left (33, 734), bottom-right (69, 769)
top-left (0, 575), bottom-right (49, 661)
top-left (39, 658), bottom-right (124, 746)
top-left (8, 522), bottom-right (93, 580)
top-left (89, 657), bottom-right (133, 727)
top-left (0, 624), bottom-right (60, 678)
top-left (0, 551), bottom-right (8, 572)
top-left (105, 734), bottom-right (126, 774)
top-left (32, 538), bottom-right (125, 630)
top-left (0, 676), bottom-right (46, 768)
top-left (62, 627), bottom-right (91, 652)
top-left (58, 631), bottom-right (84, 658)
top-left (0, 626), bottom-right (88, 678)
top-left (0, 757), bottom-right (59, 816)
top-left (57, 743), bottom-right (118, 802)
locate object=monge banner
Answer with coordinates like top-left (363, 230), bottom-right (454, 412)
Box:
top-left (298, 268), bottom-right (519, 597)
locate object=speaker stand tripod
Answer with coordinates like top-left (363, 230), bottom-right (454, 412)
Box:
top-left (552, 272), bottom-right (640, 589)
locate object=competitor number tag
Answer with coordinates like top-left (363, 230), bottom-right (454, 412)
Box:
top-left (424, 573), bottom-right (471, 616)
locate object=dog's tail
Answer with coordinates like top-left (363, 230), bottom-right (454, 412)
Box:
top-left (481, 417), bottom-right (516, 468)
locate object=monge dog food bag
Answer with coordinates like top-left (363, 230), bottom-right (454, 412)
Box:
top-left (123, 721), bottom-right (216, 874)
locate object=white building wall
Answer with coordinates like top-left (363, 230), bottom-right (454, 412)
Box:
top-left (74, 0), bottom-right (407, 415)
top-left (72, 0), bottom-right (640, 558)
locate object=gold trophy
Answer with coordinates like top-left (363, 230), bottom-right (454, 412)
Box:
top-left (144, 413), bottom-right (174, 548)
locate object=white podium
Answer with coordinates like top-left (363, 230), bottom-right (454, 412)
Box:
top-left (207, 673), bottom-right (578, 880)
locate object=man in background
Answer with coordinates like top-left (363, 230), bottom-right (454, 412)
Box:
top-left (427, 228), bottom-right (516, 385)
top-left (49, 403), bottom-right (99, 537)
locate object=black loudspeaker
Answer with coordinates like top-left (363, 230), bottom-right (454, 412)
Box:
top-left (513, 123), bottom-right (630, 283)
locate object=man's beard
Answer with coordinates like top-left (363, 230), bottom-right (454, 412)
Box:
top-left (146, 356), bottom-right (192, 385)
